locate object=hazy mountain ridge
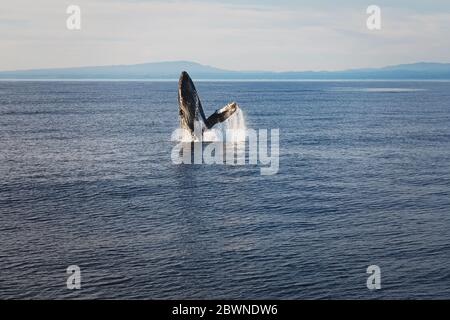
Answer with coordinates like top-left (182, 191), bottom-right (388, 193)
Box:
top-left (1, 61), bottom-right (450, 79)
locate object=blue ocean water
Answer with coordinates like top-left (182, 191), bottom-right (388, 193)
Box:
top-left (0, 80), bottom-right (449, 299)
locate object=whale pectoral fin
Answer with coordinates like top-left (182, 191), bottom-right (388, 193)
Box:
top-left (205, 102), bottom-right (239, 129)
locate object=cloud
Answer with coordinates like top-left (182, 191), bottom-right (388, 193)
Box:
top-left (0, 0), bottom-right (449, 71)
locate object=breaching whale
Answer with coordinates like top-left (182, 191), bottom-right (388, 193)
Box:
top-left (178, 71), bottom-right (239, 135)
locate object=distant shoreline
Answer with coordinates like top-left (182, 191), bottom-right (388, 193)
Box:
top-left (1, 78), bottom-right (450, 82)
top-left (1, 61), bottom-right (450, 81)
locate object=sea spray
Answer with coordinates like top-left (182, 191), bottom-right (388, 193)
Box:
top-left (203, 107), bottom-right (247, 142)
top-left (171, 108), bottom-right (279, 175)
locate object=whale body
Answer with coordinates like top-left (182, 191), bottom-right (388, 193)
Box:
top-left (178, 71), bottom-right (239, 134)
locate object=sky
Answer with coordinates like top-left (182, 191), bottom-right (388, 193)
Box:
top-left (1, 0), bottom-right (449, 72)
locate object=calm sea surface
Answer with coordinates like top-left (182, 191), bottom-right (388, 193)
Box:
top-left (0, 81), bottom-right (449, 299)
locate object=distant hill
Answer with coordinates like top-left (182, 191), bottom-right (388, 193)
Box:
top-left (0, 61), bottom-right (232, 80)
top-left (1, 61), bottom-right (450, 80)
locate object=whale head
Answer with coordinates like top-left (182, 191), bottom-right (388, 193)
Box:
top-left (178, 71), bottom-right (207, 133)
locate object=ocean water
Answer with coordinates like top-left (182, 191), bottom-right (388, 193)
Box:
top-left (0, 80), bottom-right (449, 299)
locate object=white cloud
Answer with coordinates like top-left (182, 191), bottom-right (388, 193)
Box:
top-left (0, 0), bottom-right (449, 71)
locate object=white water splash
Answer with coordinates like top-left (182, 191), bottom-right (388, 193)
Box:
top-left (173, 118), bottom-right (204, 142)
top-left (173, 106), bottom-right (247, 142)
top-left (204, 107), bottom-right (247, 142)
top-left (224, 107), bottom-right (247, 142)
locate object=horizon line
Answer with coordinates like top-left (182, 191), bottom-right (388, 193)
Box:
top-left (1, 79), bottom-right (450, 83)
